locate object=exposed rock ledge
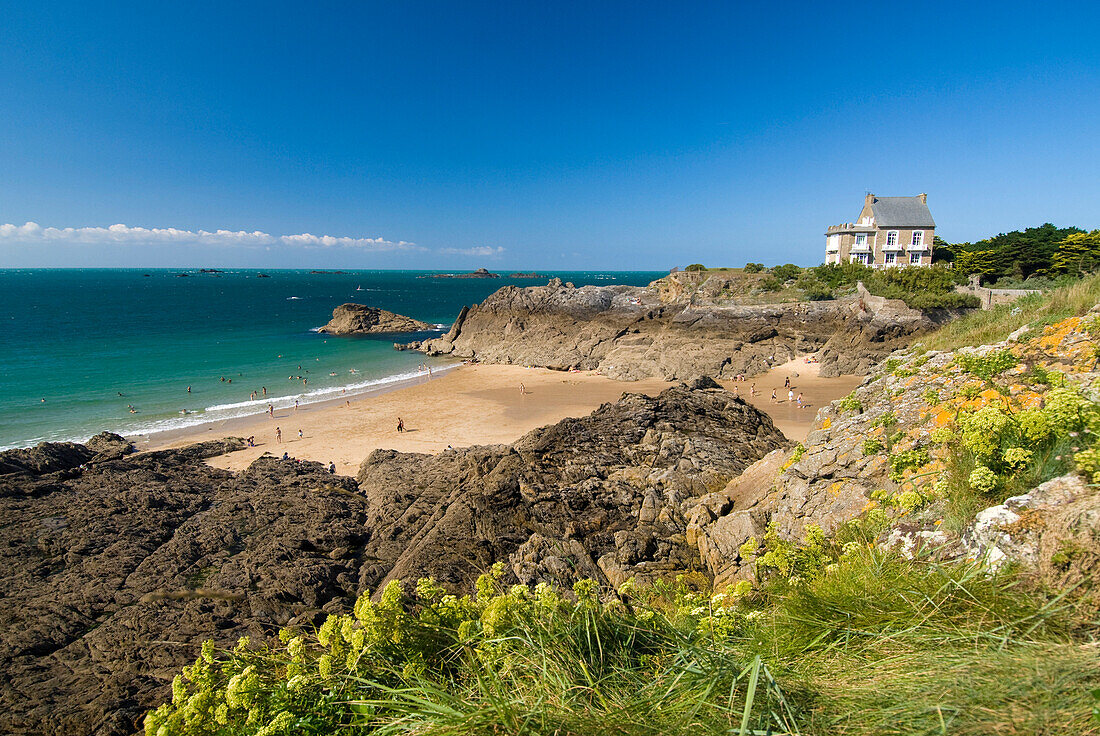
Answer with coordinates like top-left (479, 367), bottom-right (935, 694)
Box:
top-left (317, 303), bottom-right (434, 335)
top-left (401, 276), bottom-right (964, 379)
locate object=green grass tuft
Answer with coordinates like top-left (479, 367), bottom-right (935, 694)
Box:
top-left (927, 272), bottom-right (1100, 352)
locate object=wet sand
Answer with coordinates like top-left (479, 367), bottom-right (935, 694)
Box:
top-left (144, 359), bottom-right (862, 475)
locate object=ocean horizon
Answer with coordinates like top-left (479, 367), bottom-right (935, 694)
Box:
top-left (0, 268), bottom-right (665, 450)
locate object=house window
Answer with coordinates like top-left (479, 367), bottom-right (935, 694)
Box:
top-left (826, 234), bottom-right (839, 252)
top-left (910, 251), bottom-right (922, 265)
top-left (851, 253), bottom-right (870, 265)
top-left (884, 251), bottom-right (896, 265)
top-left (911, 230), bottom-right (924, 248)
top-left (854, 234), bottom-right (868, 249)
top-left (886, 231), bottom-right (898, 248)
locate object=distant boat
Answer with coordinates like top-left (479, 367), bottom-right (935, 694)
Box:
top-left (355, 285), bottom-right (363, 291)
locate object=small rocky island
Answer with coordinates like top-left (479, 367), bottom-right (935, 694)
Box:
top-left (317, 304), bottom-right (435, 335)
top-left (422, 267), bottom-right (500, 279)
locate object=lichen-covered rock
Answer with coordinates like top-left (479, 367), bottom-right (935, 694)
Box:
top-left (688, 309), bottom-right (1100, 588)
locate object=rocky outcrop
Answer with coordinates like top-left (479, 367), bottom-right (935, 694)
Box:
top-left (0, 381), bottom-right (785, 735)
top-left (0, 431), bottom-right (133, 477)
top-left (353, 377), bottom-right (788, 591)
top-left (422, 267), bottom-right (500, 279)
top-left (0, 439), bottom-right (370, 735)
top-left (408, 276), bottom-right (959, 379)
top-left (317, 303), bottom-right (435, 335)
top-left (685, 308), bottom-right (1100, 588)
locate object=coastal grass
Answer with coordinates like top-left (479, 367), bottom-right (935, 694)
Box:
top-left (147, 551), bottom-right (1100, 736)
top-left (925, 271), bottom-right (1100, 352)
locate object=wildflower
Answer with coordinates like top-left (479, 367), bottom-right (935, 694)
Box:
top-left (968, 466), bottom-right (997, 494)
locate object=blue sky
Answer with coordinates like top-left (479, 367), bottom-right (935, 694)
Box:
top-left (0, 1), bottom-right (1097, 269)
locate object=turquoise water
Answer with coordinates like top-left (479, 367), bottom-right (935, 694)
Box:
top-left (0, 269), bottom-right (664, 449)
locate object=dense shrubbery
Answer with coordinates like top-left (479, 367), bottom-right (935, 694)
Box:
top-left (797, 263), bottom-right (977, 309)
top-left (743, 262), bottom-right (764, 273)
top-left (684, 263), bottom-right (706, 272)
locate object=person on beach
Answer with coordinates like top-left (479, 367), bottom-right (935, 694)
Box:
top-left (328, 462), bottom-right (336, 474)
top-left (345, 400), bottom-right (350, 408)
top-left (770, 389), bottom-right (777, 402)
top-left (784, 376), bottom-right (790, 388)
top-left (294, 399), bottom-right (299, 411)
top-left (796, 392), bottom-right (804, 408)
top-left (187, 385), bottom-right (191, 393)
top-left (251, 391), bottom-right (257, 401)
top-left (787, 389), bottom-right (794, 403)
top-left (268, 404), bottom-right (274, 417)
top-left (297, 429), bottom-right (303, 440)
top-left (247, 435), bottom-right (255, 447)
top-left (281, 451), bottom-right (288, 460)
top-left (519, 383), bottom-right (526, 395)
top-left (397, 417), bottom-right (405, 432)
top-left (262, 386), bottom-right (267, 397)
top-left (750, 383), bottom-right (756, 397)
top-left (275, 427), bottom-right (282, 443)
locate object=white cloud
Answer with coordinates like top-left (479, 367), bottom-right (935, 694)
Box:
top-left (438, 245), bottom-right (506, 257)
top-left (279, 232), bottom-right (418, 251)
top-left (0, 221), bottom-right (420, 251)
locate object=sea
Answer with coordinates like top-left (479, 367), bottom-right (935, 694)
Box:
top-left (0, 269), bottom-right (665, 450)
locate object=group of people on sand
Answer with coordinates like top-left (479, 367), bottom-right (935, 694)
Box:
top-left (768, 374), bottom-right (808, 408)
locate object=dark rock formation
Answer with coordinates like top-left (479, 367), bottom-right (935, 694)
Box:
top-left (0, 432), bottom-right (133, 477)
top-left (317, 303), bottom-right (435, 335)
top-left (0, 439), bottom-right (370, 736)
top-left (508, 272), bottom-right (543, 279)
top-left (353, 377), bottom-right (787, 590)
top-left (0, 382), bottom-right (784, 735)
top-left (411, 277), bottom-right (962, 379)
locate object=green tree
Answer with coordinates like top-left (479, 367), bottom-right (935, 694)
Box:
top-left (1049, 231), bottom-right (1100, 277)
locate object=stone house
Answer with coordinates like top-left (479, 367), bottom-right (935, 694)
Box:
top-left (825, 193), bottom-right (935, 267)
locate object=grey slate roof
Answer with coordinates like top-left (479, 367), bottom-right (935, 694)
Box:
top-left (869, 196), bottom-right (936, 227)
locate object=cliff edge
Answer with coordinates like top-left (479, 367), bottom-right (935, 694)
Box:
top-left (405, 275), bottom-right (962, 379)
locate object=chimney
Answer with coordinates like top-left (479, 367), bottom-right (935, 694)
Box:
top-left (918, 193), bottom-right (927, 204)
top-left (865, 192), bottom-right (875, 206)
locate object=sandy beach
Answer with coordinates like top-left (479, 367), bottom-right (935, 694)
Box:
top-left (144, 358), bottom-right (862, 475)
